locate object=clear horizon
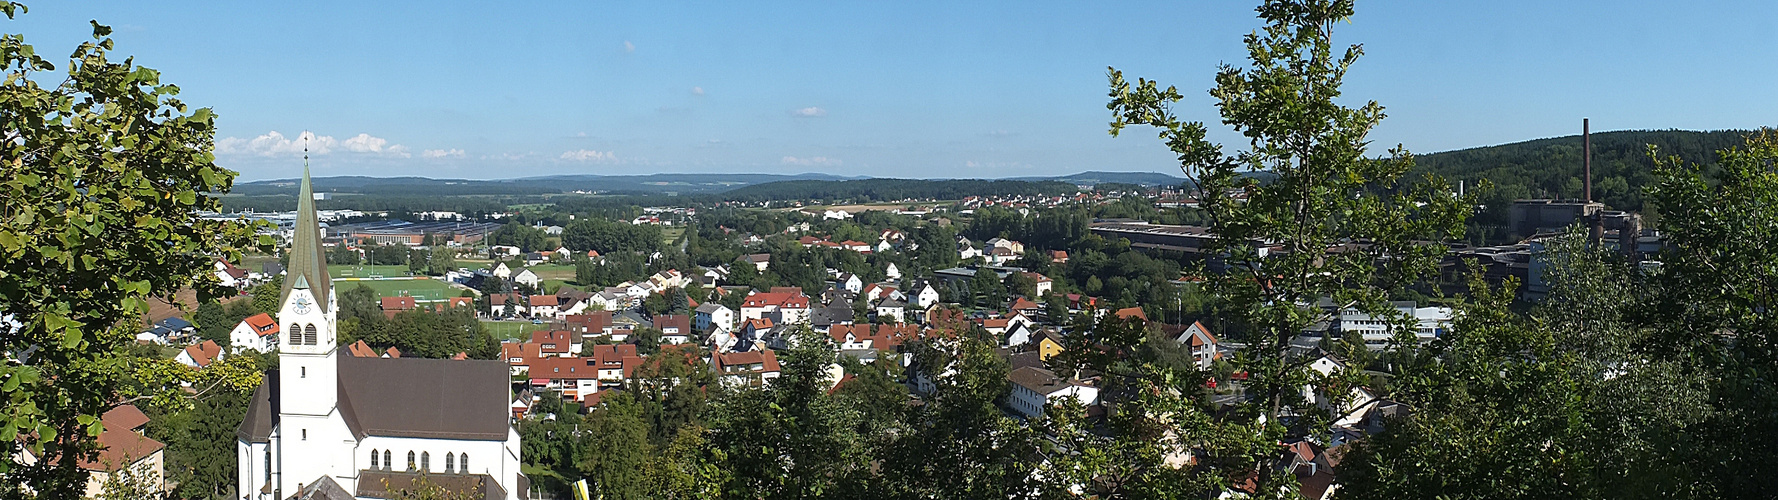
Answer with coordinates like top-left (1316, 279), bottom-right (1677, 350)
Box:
top-left (9, 1), bottom-right (1776, 182)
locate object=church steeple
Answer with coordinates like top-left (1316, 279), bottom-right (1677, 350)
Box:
top-left (280, 158), bottom-right (331, 312)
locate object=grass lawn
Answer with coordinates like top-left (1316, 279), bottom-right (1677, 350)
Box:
top-left (334, 277), bottom-right (461, 301)
top-left (526, 264), bottom-right (576, 281)
top-left (329, 265), bottom-right (415, 279)
top-left (661, 226), bottom-right (685, 246)
top-left (483, 320), bottom-right (547, 341)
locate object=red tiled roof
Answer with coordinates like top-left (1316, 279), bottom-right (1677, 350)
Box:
top-left (81, 405), bottom-right (164, 472)
top-left (242, 313), bottom-right (279, 337)
top-left (1114, 307), bottom-right (1148, 321)
top-left (183, 340), bottom-right (222, 367)
top-left (530, 295), bottom-right (560, 307)
top-left (384, 347), bottom-right (402, 358)
top-left (348, 340), bottom-right (379, 358)
top-left (742, 291), bottom-right (809, 309)
top-left (380, 296), bottom-right (417, 311)
top-left (655, 314), bottom-right (690, 334)
top-left (1009, 298), bottom-right (1040, 311)
top-left (716, 349), bottom-right (781, 373)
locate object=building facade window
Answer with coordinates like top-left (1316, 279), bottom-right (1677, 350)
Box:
top-left (289, 324), bottom-right (300, 345)
top-left (460, 453), bottom-right (467, 473)
top-left (384, 450), bottom-right (392, 470)
top-left (445, 452), bottom-right (455, 474)
top-left (421, 452), bottom-right (430, 472)
top-left (303, 324), bottom-right (318, 345)
top-left (370, 449), bottom-right (379, 469)
top-left (407, 451), bottom-right (416, 471)
top-left (301, 429), bottom-right (307, 440)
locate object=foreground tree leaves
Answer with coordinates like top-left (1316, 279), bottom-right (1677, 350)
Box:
top-left (0, 2), bottom-right (263, 496)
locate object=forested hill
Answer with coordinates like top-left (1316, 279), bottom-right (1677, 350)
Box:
top-left (719, 178), bottom-right (1081, 203)
top-left (1413, 129), bottom-right (1750, 211)
top-left (1410, 129), bottom-right (1755, 243)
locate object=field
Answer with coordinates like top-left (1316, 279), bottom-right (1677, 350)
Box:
top-left (661, 226), bottom-right (685, 246)
top-left (483, 320), bottom-right (547, 341)
top-left (329, 265), bottom-right (415, 279)
top-left (334, 277), bottom-right (462, 301)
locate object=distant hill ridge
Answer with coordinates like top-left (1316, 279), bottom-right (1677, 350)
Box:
top-left (230, 129), bottom-right (1760, 200)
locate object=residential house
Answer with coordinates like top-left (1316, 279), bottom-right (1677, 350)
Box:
top-left (740, 253), bottom-right (771, 272)
top-left (176, 340), bottom-right (223, 369)
top-left (1025, 272), bottom-right (1053, 297)
top-left (552, 247), bottom-right (572, 260)
top-left (71, 405), bottom-right (166, 497)
top-left (655, 314), bottom-right (692, 345)
top-left (379, 296), bottom-right (417, 320)
top-left (694, 302), bottom-right (736, 332)
top-left (713, 350), bottom-right (782, 388)
top-left (911, 281), bottom-right (941, 309)
top-left (1113, 307), bottom-right (1149, 322)
top-left (835, 273), bottom-right (864, 294)
top-left (859, 283), bottom-right (893, 303)
top-left (1168, 321), bottom-right (1220, 369)
top-left (566, 311), bottom-right (614, 339)
top-left (740, 289), bottom-right (812, 325)
top-left (528, 295), bottom-right (560, 319)
top-left (1007, 366), bottom-right (1098, 419)
top-left (488, 293), bottom-right (524, 317)
top-left (229, 313), bottom-right (281, 354)
top-left (215, 260), bottom-right (250, 289)
top-left (489, 245), bottom-right (521, 258)
top-left (1008, 297), bottom-right (1042, 319)
top-left (610, 310), bottom-right (650, 341)
top-left (875, 298), bottom-right (906, 323)
top-left (512, 268), bottom-right (542, 290)
top-left (1048, 250), bottom-right (1069, 263)
top-left (490, 261), bottom-right (512, 278)
top-left (529, 330), bottom-right (578, 357)
top-left (884, 263), bottom-right (901, 280)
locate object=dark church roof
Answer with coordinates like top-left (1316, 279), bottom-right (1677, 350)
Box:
top-left (335, 355), bottom-right (512, 441)
top-left (279, 164), bottom-right (332, 313)
top-left (237, 355), bottom-right (512, 443)
top-left (237, 370), bottom-right (279, 443)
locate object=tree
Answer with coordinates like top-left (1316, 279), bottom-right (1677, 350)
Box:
top-left (426, 245), bottom-right (456, 276)
top-left (709, 327), bottom-right (867, 498)
top-left (1102, 0), bottom-right (1468, 494)
top-left (969, 269), bottom-right (1006, 309)
top-left (0, 7), bottom-right (264, 494)
top-left (1003, 271), bottom-right (1037, 299)
top-left (577, 393), bottom-right (653, 500)
top-left (407, 248), bottom-right (429, 275)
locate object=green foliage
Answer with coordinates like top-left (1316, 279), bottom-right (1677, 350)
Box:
top-left (0, 5), bottom-right (265, 492)
top-left (1103, 0), bottom-right (1470, 494)
top-left (563, 218), bottom-right (662, 255)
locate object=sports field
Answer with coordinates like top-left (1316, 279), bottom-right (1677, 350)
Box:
top-left (333, 277), bottom-right (461, 301)
top-left (483, 320), bottom-right (547, 341)
top-left (329, 265), bottom-right (414, 279)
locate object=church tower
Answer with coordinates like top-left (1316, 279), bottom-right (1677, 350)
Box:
top-left (275, 160), bottom-right (348, 493)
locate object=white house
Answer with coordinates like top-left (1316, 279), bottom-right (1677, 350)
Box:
top-left (875, 298), bottom-right (906, 323)
top-left (695, 303), bottom-right (736, 332)
top-left (490, 262), bottom-right (512, 279)
top-left (1171, 321), bottom-right (1220, 369)
top-left (835, 273), bottom-right (864, 294)
top-left (1007, 366), bottom-right (1098, 419)
top-left (489, 245), bottom-right (521, 259)
top-left (235, 168), bottom-right (523, 500)
top-left (912, 282), bottom-right (941, 309)
top-left (512, 269), bottom-right (542, 290)
top-left (228, 313), bottom-right (281, 354)
top-left (176, 340), bottom-right (224, 369)
top-left (884, 263), bottom-right (901, 280)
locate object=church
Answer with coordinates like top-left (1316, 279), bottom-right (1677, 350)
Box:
top-left (235, 165), bottom-right (524, 500)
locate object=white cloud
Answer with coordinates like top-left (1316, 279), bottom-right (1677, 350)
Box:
top-left (423, 148), bottom-right (466, 159)
top-left (691, 86), bottom-right (704, 96)
top-left (216, 131), bottom-right (408, 158)
top-left (623, 40), bottom-right (635, 53)
top-left (790, 107), bottom-right (827, 118)
top-left (561, 149), bottom-right (618, 162)
top-left (782, 156), bottom-right (841, 167)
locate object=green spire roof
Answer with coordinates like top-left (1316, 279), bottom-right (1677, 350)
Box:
top-left (279, 161), bottom-right (331, 312)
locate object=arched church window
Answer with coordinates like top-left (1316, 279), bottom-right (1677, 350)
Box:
top-left (384, 450), bottom-right (392, 470)
top-left (460, 453), bottom-right (467, 472)
top-left (370, 449), bottom-right (379, 469)
top-left (289, 324), bottom-right (300, 345)
top-left (303, 324), bottom-right (318, 345)
top-left (421, 452), bottom-right (430, 472)
top-left (407, 451), bottom-right (416, 471)
top-left (445, 452), bottom-right (455, 474)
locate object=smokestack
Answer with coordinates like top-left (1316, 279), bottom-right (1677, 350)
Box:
top-left (1583, 118), bottom-right (1592, 203)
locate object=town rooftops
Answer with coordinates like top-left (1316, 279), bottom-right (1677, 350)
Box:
top-left (183, 340), bottom-right (223, 367)
top-left (82, 405), bottom-right (164, 472)
top-left (1008, 366), bottom-right (1082, 396)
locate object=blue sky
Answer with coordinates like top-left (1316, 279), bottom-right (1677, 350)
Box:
top-left (8, 1), bottom-right (1776, 181)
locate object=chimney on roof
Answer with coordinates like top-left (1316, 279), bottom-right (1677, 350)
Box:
top-left (1583, 118), bottom-right (1592, 203)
